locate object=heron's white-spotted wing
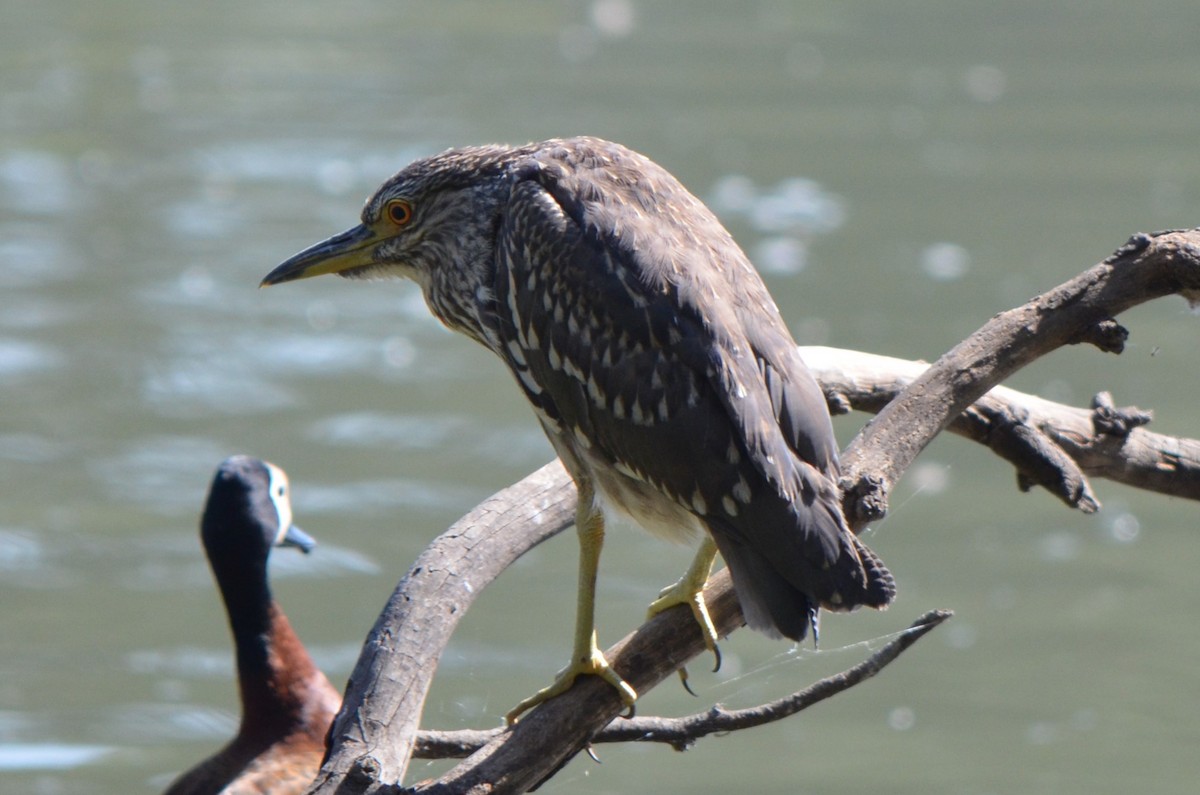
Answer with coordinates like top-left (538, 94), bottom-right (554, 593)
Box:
top-left (487, 142), bottom-right (892, 635)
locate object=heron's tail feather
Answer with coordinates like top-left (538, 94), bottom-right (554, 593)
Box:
top-left (705, 498), bottom-right (895, 642)
top-left (851, 535), bottom-right (896, 608)
top-left (715, 538), bottom-right (815, 642)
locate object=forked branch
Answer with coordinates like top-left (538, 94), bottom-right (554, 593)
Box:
top-left (839, 228), bottom-right (1200, 528)
top-left (803, 347), bottom-right (1200, 511)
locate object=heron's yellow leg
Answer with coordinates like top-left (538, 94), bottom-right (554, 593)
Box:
top-left (647, 536), bottom-right (721, 686)
top-left (505, 488), bottom-right (636, 724)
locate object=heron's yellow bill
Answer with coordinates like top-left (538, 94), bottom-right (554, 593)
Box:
top-left (260, 223), bottom-right (377, 286)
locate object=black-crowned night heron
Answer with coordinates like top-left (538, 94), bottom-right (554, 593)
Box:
top-left (261, 136), bottom-right (894, 723)
top-left (164, 456), bottom-right (339, 795)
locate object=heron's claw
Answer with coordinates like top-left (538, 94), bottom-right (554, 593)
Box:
top-left (505, 643), bottom-right (636, 725)
top-left (648, 574), bottom-right (722, 689)
top-left (678, 666), bottom-right (697, 697)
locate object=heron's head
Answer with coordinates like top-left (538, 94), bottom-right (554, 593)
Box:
top-left (261, 144), bottom-right (518, 341)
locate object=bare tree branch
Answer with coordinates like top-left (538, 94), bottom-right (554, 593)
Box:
top-left (412, 608), bottom-right (952, 759)
top-left (403, 567), bottom-right (746, 794)
top-left (839, 228), bottom-right (1200, 528)
top-left (307, 461), bottom-right (576, 793)
top-left (307, 469), bottom-right (948, 795)
top-left (801, 347), bottom-right (1200, 510)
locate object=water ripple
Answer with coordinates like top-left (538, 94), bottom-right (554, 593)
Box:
top-left (141, 359), bottom-right (296, 417)
top-left (0, 338), bottom-right (65, 379)
top-left (0, 150), bottom-right (74, 215)
top-left (0, 527), bottom-right (46, 572)
top-left (298, 478), bottom-right (478, 516)
top-left (310, 412), bottom-right (465, 450)
top-left (110, 703), bottom-right (234, 743)
top-left (0, 225), bottom-right (78, 287)
top-left (88, 436), bottom-right (228, 511)
top-left (190, 141), bottom-right (428, 195)
top-left (0, 433), bottom-right (67, 464)
top-left (709, 174), bottom-right (846, 275)
top-left (125, 647), bottom-right (232, 679)
top-left (0, 743), bottom-right (115, 772)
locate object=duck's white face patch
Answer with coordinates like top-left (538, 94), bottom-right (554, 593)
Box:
top-left (265, 462), bottom-right (294, 543)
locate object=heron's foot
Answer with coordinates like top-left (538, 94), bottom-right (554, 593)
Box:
top-left (648, 576), bottom-right (722, 688)
top-left (505, 644), bottom-right (636, 724)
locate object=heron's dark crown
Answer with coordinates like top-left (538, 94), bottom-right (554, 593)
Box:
top-left (363, 143), bottom-right (519, 221)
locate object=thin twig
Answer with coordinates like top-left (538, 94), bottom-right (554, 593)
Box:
top-left (412, 609), bottom-right (952, 759)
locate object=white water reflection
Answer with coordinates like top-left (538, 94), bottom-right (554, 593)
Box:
top-left (0, 743), bottom-right (115, 771)
top-left (110, 702), bottom-right (235, 744)
top-left (190, 141), bottom-right (429, 196)
top-left (88, 436), bottom-right (229, 512)
top-left (0, 150), bottom-right (74, 215)
top-left (0, 338), bottom-right (64, 379)
top-left (310, 412), bottom-right (466, 451)
top-left (296, 477), bottom-right (479, 517)
top-left (0, 226), bottom-right (78, 287)
top-left (920, 241), bottom-right (971, 282)
top-left (709, 174), bottom-right (846, 275)
top-left (0, 527), bottom-right (45, 572)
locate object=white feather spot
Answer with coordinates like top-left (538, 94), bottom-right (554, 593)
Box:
top-left (726, 441), bottom-right (741, 464)
top-left (691, 489), bottom-right (708, 515)
top-left (630, 400), bottom-right (646, 425)
top-left (533, 406), bottom-right (560, 433)
top-left (722, 496), bottom-right (738, 517)
top-left (505, 339), bottom-right (527, 367)
top-left (505, 273), bottom-right (521, 317)
top-left (515, 367), bottom-right (542, 395)
top-left (732, 477), bottom-right (752, 504)
top-left (614, 460), bottom-right (641, 479)
top-left (587, 374), bottom-right (604, 405)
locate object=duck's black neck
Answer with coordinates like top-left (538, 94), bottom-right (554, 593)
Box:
top-left (211, 553), bottom-right (318, 732)
top-left (211, 552), bottom-right (273, 666)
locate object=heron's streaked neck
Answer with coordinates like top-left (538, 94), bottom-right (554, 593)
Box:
top-left (421, 183), bottom-right (507, 353)
top-left (424, 276), bottom-right (501, 352)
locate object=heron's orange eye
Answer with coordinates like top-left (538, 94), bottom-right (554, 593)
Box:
top-left (386, 199), bottom-right (414, 227)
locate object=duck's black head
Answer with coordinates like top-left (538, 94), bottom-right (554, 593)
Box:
top-left (201, 455), bottom-right (315, 565)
